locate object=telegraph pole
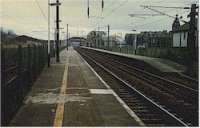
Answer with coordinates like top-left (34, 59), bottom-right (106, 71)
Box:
top-left (98, 26), bottom-right (100, 48)
top-left (56, 0), bottom-right (60, 62)
top-left (50, 0), bottom-right (61, 62)
top-left (87, 0), bottom-right (90, 18)
top-left (66, 24), bottom-right (68, 50)
top-left (187, 4), bottom-right (198, 75)
top-left (188, 4), bottom-right (198, 50)
top-left (54, 28), bottom-right (56, 57)
top-left (102, 0), bottom-right (104, 12)
top-left (68, 32), bottom-right (70, 47)
top-left (107, 24), bottom-right (110, 50)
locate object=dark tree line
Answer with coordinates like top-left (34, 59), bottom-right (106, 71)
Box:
top-left (1, 27), bottom-right (17, 43)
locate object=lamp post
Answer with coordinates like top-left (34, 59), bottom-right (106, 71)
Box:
top-left (107, 24), bottom-right (110, 50)
top-left (66, 24), bottom-right (68, 50)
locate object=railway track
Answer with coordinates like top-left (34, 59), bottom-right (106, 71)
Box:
top-left (85, 48), bottom-right (198, 90)
top-left (163, 72), bottom-right (198, 90)
top-left (95, 52), bottom-right (198, 104)
top-left (75, 48), bottom-right (198, 126)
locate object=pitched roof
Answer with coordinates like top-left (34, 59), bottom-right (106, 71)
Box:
top-left (9, 35), bottom-right (47, 44)
top-left (172, 19), bottom-right (198, 33)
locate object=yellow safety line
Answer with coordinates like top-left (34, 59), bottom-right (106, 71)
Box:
top-left (54, 54), bottom-right (69, 127)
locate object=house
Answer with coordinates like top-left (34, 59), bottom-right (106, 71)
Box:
top-left (125, 33), bottom-right (137, 48)
top-left (112, 35), bottom-right (126, 47)
top-left (87, 31), bottom-right (106, 47)
top-left (125, 33), bottom-right (139, 50)
top-left (172, 15), bottom-right (198, 48)
top-left (172, 15), bottom-right (188, 47)
top-left (125, 31), bottom-right (172, 49)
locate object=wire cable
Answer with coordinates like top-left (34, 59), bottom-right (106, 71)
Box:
top-left (132, 10), bottom-right (189, 29)
top-left (34, 0), bottom-right (48, 21)
top-left (90, 0), bottom-right (129, 30)
top-left (104, 0), bottom-right (129, 18)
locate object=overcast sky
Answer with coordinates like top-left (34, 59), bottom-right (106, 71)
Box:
top-left (1, 0), bottom-right (198, 40)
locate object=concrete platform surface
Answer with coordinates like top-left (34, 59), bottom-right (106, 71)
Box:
top-left (81, 46), bottom-right (186, 73)
top-left (9, 47), bottom-right (143, 126)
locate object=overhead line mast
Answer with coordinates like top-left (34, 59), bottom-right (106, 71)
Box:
top-left (50, 0), bottom-right (61, 62)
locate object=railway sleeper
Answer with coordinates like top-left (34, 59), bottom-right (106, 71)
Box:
top-left (129, 106), bottom-right (148, 109)
top-left (126, 102), bottom-right (145, 106)
top-left (137, 113), bottom-right (161, 119)
top-left (147, 124), bottom-right (166, 126)
top-left (121, 98), bottom-right (140, 102)
top-left (132, 109), bottom-right (149, 113)
top-left (77, 48), bottom-right (198, 126)
top-left (142, 118), bottom-right (163, 123)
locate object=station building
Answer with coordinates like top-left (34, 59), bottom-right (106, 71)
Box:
top-left (171, 15), bottom-right (198, 48)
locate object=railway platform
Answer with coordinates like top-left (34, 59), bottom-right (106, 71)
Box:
top-left (81, 47), bottom-right (186, 73)
top-left (9, 47), bottom-right (143, 126)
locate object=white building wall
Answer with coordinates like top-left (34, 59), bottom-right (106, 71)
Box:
top-left (180, 32), bottom-right (188, 47)
top-left (71, 41), bottom-right (80, 47)
top-left (173, 33), bottom-right (181, 47)
top-left (173, 32), bottom-right (188, 47)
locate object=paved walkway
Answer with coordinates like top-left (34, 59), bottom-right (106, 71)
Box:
top-left (9, 47), bottom-right (143, 126)
top-left (81, 47), bottom-right (186, 73)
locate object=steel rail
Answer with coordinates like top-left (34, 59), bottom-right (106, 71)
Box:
top-left (108, 56), bottom-right (198, 92)
top-left (80, 51), bottom-right (189, 126)
top-left (85, 48), bottom-right (198, 92)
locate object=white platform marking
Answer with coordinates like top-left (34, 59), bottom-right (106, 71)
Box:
top-left (90, 89), bottom-right (113, 94)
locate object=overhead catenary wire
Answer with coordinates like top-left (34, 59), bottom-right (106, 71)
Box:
top-left (120, 5), bottom-right (190, 31)
top-left (132, 10), bottom-right (189, 29)
top-left (88, 0), bottom-right (192, 36)
top-left (92, 0), bottom-right (142, 31)
top-left (33, 0), bottom-right (56, 27)
top-left (98, 8), bottom-right (188, 32)
top-left (141, 5), bottom-right (188, 23)
top-left (104, 0), bottom-right (129, 19)
top-left (90, 0), bottom-right (129, 29)
top-left (34, 0), bottom-right (48, 21)
top-left (104, 0), bottom-right (120, 13)
top-left (91, 0), bottom-right (144, 35)
top-left (141, 5), bottom-right (190, 9)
